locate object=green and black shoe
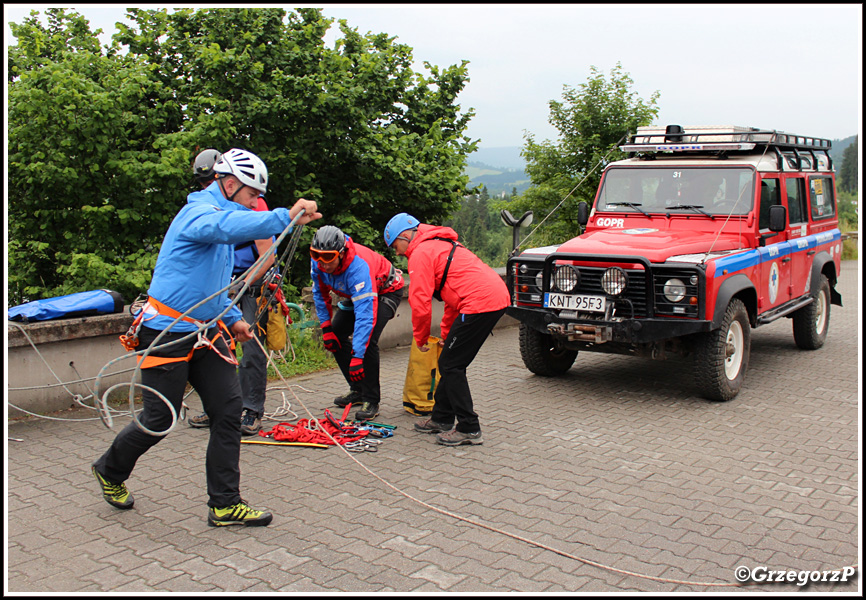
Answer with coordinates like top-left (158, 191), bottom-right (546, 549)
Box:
top-left (207, 501), bottom-right (273, 527)
top-left (354, 401), bottom-right (379, 421)
top-left (92, 465), bottom-right (134, 510)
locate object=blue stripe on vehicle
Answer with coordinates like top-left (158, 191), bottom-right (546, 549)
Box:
top-left (711, 229), bottom-right (840, 275)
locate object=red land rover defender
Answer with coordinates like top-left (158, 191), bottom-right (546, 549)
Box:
top-left (506, 125), bottom-right (843, 401)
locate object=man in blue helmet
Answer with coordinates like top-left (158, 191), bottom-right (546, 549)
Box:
top-left (383, 213), bottom-right (509, 446)
top-left (92, 148), bottom-right (321, 527)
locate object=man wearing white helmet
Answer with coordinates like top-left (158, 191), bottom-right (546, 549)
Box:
top-left (92, 148), bottom-right (321, 528)
top-left (187, 149), bottom-right (276, 436)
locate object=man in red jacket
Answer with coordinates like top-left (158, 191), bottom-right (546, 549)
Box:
top-left (384, 213), bottom-right (509, 446)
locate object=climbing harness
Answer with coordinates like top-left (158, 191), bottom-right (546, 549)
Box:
top-left (119, 296), bottom-right (238, 369)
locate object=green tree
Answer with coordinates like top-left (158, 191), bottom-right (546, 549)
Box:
top-left (8, 9), bottom-right (187, 305)
top-left (500, 63), bottom-right (659, 248)
top-left (838, 137), bottom-right (858, 194)
top-left (7, 7), bottom-right (477, 305)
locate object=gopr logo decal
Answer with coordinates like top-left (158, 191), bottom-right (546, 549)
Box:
top-left (768, 261), bottom-right (779, 304)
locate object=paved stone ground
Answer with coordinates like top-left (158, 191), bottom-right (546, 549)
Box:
top-left (6, 261), bottom-right (860, 593)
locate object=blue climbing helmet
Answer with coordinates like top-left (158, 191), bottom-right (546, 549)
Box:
top-left (384, 213), bottom-right (420, 247)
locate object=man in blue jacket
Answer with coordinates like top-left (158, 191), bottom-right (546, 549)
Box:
top-left (92, 148), bottom-right (321, 527)
top-left (186, 149), bottom-right (275, 436)
top-left (310, 226), bottom-right (404, 421)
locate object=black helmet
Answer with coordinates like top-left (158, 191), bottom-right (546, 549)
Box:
top-left (193, 149), bottom-right (222, 183)
top-left (311, 225), bottom-right (346, 252)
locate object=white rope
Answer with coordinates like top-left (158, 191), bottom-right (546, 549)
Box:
top-left (250, 336), bottom-right (770, 589)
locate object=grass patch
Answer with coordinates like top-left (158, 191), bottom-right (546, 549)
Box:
top-left (236, 323), bottom-right (336, 380)
top-left (268, 325), bottom-right (337, 379)
top-left (840, 218), bottom-right (858, 261)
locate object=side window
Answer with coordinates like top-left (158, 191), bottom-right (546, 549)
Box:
top-left (785, 177), bottom-right (807, 224)
top-left (758, 178), bottom-right (781, 230)
top-left (809, 177), bottom-right (836, 220)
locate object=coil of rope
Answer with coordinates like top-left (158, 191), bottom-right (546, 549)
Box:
top-left (92, 209), bottom-right (308, 436)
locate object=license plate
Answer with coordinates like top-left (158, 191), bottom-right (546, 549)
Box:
top-left (544, 293), bottom-right (607, 313)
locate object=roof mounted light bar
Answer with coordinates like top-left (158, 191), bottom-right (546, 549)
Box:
top-left (622, 125), bottom-right (832, 153)
top-left (620, 142), bottom-right (757, 153)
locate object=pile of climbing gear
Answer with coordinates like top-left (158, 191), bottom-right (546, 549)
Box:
top-left (256, 404), bottom-right (395, 452)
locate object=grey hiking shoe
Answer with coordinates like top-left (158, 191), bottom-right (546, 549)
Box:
top-left (240, 410), bottom-right (262, 436)
top-left (188, 412), bottom-right (210, 428)
top-left (436, 429), bottom-right (483, 446)
top-left (413, 418), bottom-right (453, 434)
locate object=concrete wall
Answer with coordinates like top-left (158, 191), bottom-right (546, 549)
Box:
top-left (7, 271), bottom-right (516, 417)
top-left (7, 312), bottom-right (139, 418)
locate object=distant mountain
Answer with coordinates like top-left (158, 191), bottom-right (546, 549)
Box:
top-left (469, 146), bottom-right (525, 171)
top-left (464, 146), bottom-right (529, 196)
top-left (829, 135), bottom-right (856, 165)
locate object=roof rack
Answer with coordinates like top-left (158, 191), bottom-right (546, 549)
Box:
top-left (620, 125), bottom-right (833, 171)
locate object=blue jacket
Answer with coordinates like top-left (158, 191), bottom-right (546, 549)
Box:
top-left (145, 183), bottom-right (296, 332)
top-left (310, 236), bottom-right (403, 359)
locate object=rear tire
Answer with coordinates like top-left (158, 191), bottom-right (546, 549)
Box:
top-left (694, 298), bottom-right (750, 402)
top-left (792, 274), bottom-right (830, 350)
top-left (518, 323), bottom-right (578, 376)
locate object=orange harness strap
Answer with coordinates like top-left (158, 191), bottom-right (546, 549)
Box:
top-left (120, 296), bottom-right (237, 369)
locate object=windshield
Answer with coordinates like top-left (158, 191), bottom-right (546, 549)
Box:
top-left (596, 167), bottom-right (754, 215)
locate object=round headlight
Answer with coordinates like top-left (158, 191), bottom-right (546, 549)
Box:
top-left (519, 263), bottom-right (529, 274)
top-left (663, 278), bottom-right (686, 303)
top-left (553, 265), bottom-right (579, 293)
top-left (535, 271), bottom-right (544, 290)
top-left (601, 267), bottom-right (628, 296)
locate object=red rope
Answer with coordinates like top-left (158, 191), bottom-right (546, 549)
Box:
top-left (259, 415), bottom-right (368, 446)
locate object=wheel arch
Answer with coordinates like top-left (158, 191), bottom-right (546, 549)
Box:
top-left (811, 251), bottom-right (842, 306)
top-left (712, 274), bottom-right (758, 330)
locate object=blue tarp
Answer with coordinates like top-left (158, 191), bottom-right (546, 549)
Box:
top-left (7, 289), bottom-right (125, 323)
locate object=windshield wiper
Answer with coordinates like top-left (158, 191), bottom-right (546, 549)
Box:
top-left (666, 204), bottom-right (715, 219)
top-left (606, 202), bottom-right (650, 218)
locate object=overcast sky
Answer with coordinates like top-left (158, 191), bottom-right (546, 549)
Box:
top-left (5, 4), bottom-right (863, 148)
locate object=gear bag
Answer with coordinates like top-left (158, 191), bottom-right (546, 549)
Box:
top-left (402, 336), bottom-right (441, 416)
top-left (266, 306), bottom-right (287, 351)
top-left (8, 289), bottom-right (124, 323)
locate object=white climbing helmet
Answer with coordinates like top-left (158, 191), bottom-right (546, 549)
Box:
top-left (212, 148), bottom-right (268, 194)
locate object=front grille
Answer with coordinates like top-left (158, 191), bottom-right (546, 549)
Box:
top-left (510, 261), bottom-right (650, 318)
top-left (509, 258), bottom-right (704, 320)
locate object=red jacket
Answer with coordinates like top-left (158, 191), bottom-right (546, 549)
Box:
top-left (405, 224), bottom-right (509, 346)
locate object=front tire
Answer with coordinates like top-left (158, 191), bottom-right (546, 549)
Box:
top-left (694, 298), bottom-right (751, 402)
top-left (518, 323), bottom-right (578, 376)
top-left (792, 274), bottom-right (830, 350)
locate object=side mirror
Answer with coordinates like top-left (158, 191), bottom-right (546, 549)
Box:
top-left (500, 209), bottom-right (517, 227)
top-left (500, 209), bottom-right (533, 228)
top-left (577, 202), bottom-right (589, 226)
top-left (769, 204), bottom-right (787, 232)
top-left (501, 209), bottom-right (533, 251)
